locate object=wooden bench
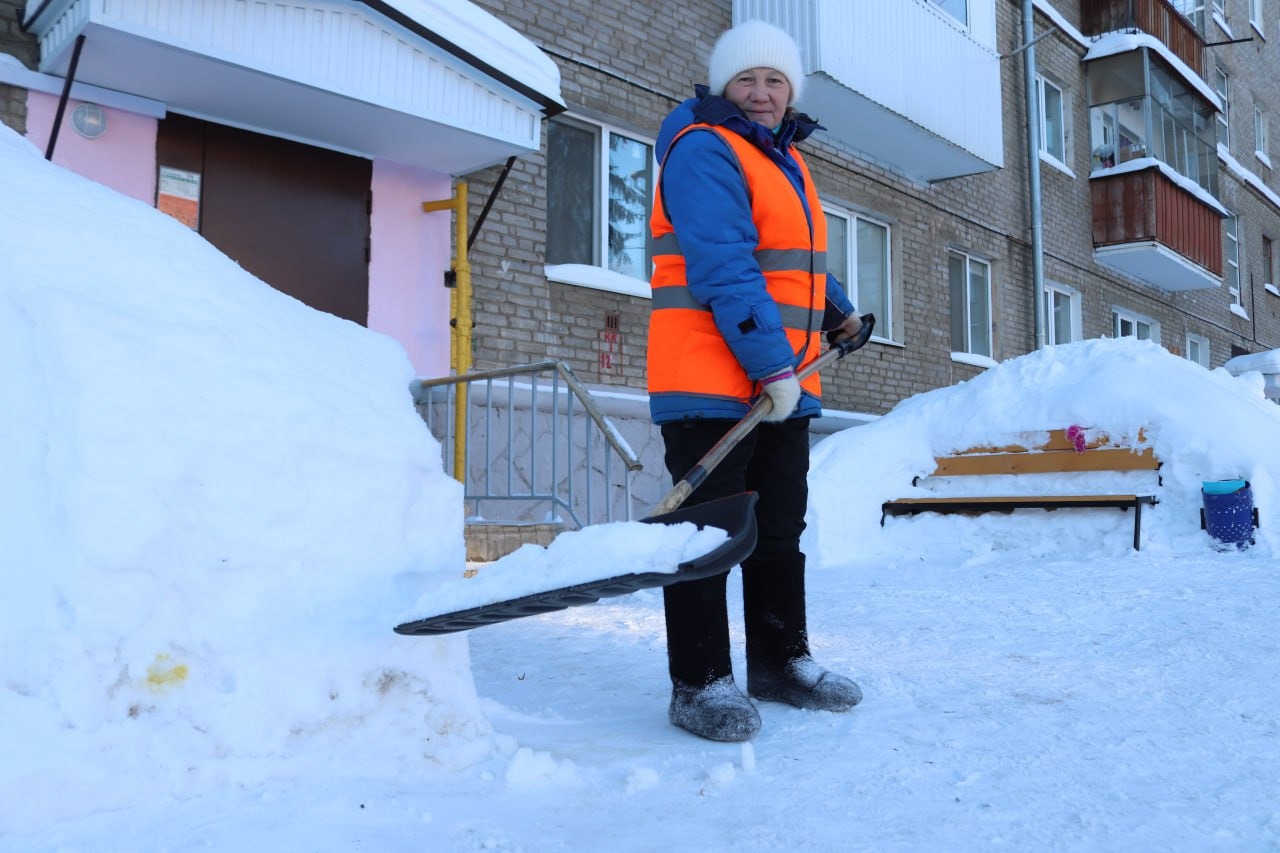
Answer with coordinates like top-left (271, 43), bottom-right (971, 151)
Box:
top-left (881, 429), bottom-right (1161, 550)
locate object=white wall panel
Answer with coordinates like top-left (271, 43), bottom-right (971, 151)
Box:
top-left (35, 0), bottom-right (543, 152)
top-left (735, 0), bottom-right (1004, 176)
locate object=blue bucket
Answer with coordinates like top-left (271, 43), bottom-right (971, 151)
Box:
top-left (1201, 480), bottom-right (1255, 548)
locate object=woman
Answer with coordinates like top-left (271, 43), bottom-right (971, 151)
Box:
top-left (646, 19), bottom-right (864, 742)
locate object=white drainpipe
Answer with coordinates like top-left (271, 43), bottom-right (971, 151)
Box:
top-left (1023, 0), bottom-right (1047, 350)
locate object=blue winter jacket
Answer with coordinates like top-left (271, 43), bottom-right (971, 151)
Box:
top-left (650, 87), bottom-right (857, 424)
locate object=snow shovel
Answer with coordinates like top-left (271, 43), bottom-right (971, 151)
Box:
top-left (394, 314), bottom-right (875, 636)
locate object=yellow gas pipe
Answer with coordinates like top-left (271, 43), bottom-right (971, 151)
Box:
top-left (422, 181), bottom-right (472, 483)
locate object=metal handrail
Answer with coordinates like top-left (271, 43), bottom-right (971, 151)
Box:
top-left (411, 361), bottom-right (642, 529)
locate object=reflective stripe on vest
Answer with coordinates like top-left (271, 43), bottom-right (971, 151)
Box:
top-left (647, 123), bottom-right (828, 405)
top-left (653, 233), bottom-right (828, 276)
top-left (651, 285), bottom-right (824, 333)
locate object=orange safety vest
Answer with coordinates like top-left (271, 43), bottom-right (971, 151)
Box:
top-left (647, 124), bottom-right (827, 412)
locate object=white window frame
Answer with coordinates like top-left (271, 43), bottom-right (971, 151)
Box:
top-left (1112, 307), bottom-right (1160, 342)
top-left (1263, 235), bottom-right (1276, 293)
top-left (1212, 1), bottom-right (1232, 40)
top-left (949, 249), bottom-right (993, 362)
top-left (1213, 64), bottom-right (1231, 148)
top-left (823, 204), bottom-right (894, 342)
top-left (1037, 75), bottom-right (1070, 172)
top-left (544, 114), bottom-right (655, 298)
top-left (1044, 281), bottom-right (1082, 346)
top-left (928, 0), bottom-right (968, 27)
top-left (1225, 213), bottom-right (1243, 307)
top-left (1249, 0), bottom-right (1264, 35)
top-left (1255, 106), bottom-right (1271, 168)
top-left (1186, 333), bottom-right (1211, 367)
top-left (1173, 0), bottom-right (1207, 32)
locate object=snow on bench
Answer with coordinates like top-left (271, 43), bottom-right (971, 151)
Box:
top-left (881, 427), bottom-right (1161, 550)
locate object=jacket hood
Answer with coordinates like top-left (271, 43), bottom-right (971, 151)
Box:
top-left (655, 85), bottom-right (824, 163)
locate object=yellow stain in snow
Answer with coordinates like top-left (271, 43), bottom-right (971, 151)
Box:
top-left (145, 653), bottom-right (188, 692)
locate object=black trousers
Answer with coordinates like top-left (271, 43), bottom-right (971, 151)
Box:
top-left (660, 417), bottom-right (811, 686)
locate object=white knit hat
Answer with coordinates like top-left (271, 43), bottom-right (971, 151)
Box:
top-left (707, 19), bottom-right (805, 104)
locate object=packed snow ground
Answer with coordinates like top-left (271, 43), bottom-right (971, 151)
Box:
top-left (3, 121), bottom-right (1279, 852)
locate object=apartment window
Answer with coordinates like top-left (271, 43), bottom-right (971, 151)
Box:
top-left (1249, 0), bottom-right (1263, 32)
top-left (1225, 214), bottom-right (1242, 304)
top-left (1255, 107), bottom-right (1271, 167)
top-left (1038, 76), bottom-right (1068, 166)
top-left (928, 0), bottom-right (968, 26)
top-left (546, 116), bottom-right (653, 284)
top-left (1044, 282), bottom-right (1081, 345)
top-left (1264, 235), bottom-right (1275, 286)
top-left (1212, 0), bottom-right (1226, 19)
top-left (1186, 333), bottom-right (1211, 367)
top-left (1112, 307), bottom-right (1159, 342)
top-left (949, 251), bottom-right (992, 358)
top-left (826, 207), bottom-right (892, 340)
top-left (1086, 50), bottom-right (1219, 195)
top-left (1212, 64), bottom-right (1230, 148)
top-left (1173, 0), bottom-right (1206, 33)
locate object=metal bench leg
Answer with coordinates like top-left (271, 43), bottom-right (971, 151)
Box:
top-left (1133, 501), bottom-right (1142, 551)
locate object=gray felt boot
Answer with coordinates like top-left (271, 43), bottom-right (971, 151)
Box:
top-left (748, 656), bottom-right (862, 712)
top-left (669, 675), bottom-right (762, 742)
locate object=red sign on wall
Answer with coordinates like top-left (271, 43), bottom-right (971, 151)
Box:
top-left (598, 313), bottom-right (622, 379)
top-left (156, 166), bottom-right (201, 230)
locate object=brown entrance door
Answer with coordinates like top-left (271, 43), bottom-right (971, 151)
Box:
top-left (156, 114), bottom-right (372, 325)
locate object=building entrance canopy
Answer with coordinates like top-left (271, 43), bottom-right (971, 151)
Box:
top-left (22, 0), bottom-right (564, 174)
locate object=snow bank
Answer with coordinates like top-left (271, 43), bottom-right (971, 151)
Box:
top-left (0, 123), bottom-right (490, 832)
top-left (807, 337), bottom-right (1280, 564)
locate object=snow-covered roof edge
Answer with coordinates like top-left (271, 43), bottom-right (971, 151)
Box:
top-left (0, 51), bottom-right (166, 116)
top-left (1219, 144), bottom-right (1280, 216)
top-left (1084, 31), bottom-right (1222, 112)
top-left (1225, 349), bottom-right (1280, 375)
top-left (1033, 0), bottom-right (1090, 49)
top-left (21, 0), bottom-right (564, 112)
top-left (365, 0), bottom-right (564, 111)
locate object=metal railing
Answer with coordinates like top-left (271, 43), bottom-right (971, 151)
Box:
top-left (1081, 0), bottom-right (1206, 78)
top-left (411, 362), bottom-right (643, 529)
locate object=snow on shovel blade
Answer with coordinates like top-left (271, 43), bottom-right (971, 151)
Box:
top-left (393, 492), bottom-right (758, 636)
top-left (395, 316), bottom-right (874, 637)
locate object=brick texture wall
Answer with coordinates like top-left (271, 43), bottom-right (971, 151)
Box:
top-left (465, 0), bottom-right (730, 395)
top-left (461, 0), bottom-right (1280, 419)
top-left (0, 0), bottom-right (38, 134)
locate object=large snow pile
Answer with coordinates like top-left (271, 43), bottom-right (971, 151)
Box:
top-left (808, 336), bottom-right (1280, 564)
top-left (0, 123), bottom-right (486, 831)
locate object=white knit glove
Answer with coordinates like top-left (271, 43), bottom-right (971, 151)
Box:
top-left (760, 369), bottom-right (801, 422)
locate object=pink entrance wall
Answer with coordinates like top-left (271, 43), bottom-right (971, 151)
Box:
top-left (25, 91), bottom-right (157, 205)
top-left (368, 160), bottom-right (452, 379)
top-left (24, 90), bottom-right (452, 379)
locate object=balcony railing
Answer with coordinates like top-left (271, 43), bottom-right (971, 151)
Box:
top-left (1091, 166), bottom-right (1223, 290)
top-left (1081, 0), bottom-right (1206, 79)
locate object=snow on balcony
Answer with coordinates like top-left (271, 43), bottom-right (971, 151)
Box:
top-left (21, 0), bottom-right (563, 175)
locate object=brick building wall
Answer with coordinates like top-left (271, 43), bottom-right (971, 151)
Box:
top-left (0, 0), bottom-right (37, 134)
top-left (5, 1), bottom-right (1279, 400)
top-left (465, 0), bottom-right (729, 394)
top-left (461, 0), bottom-right (1280, 422)
top-left (1201, 0), bottom-right (1280, 355)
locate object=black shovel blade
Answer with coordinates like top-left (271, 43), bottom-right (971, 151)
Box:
top-left (393, 492), bottom-right (759, 636)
